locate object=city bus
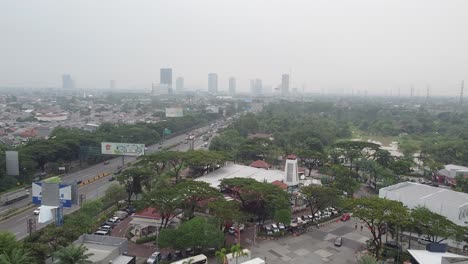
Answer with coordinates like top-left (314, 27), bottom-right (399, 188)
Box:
top-left (171, 254), bottom-right (208, 264)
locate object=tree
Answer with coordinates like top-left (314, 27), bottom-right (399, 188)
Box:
top-left (176, 181), bottom-right (221, 219)
top-left (101, 183), bottom-right (127, 208)
top-left (140, 185), bottom-right (182, 228)
top-left (54, 244), bottom-right (93, 264)
top-left (159, 217), bottom-right (224, 250)
top-left (345, 197), bottom-right (409, 258)
top-left (166, 151), bottom-right (187, 183)
top-left (274, 209), bottom-right (291, 225)
top-left (334, 174), bottom-right (360, 198)
top-left (137, 151), bottom-right (171, 178)
top-left (455, 174), bottom-right (468, 193)
top-left (230, 244), bottom-right (247, 264)
top-left (334, 141), bottom-right (381, 172)
top-left (411, 206), bottom-right (462, 243)
top-left (220, 178), bottom-right (290, 222)
top-left (300, 186), bottom-right (340, 222)
top-left (297, 150), bottom-right (325, 176)
top-left (185, 150), bottom-right (227, 176)
top-left (0, 248), bottom-right (36, 264)
top-left (117, 167), bottom-right (149, 204)
top-left (215, 248), bottom-right (228, 264)
top-left (0, 232), bottom-right (20, 257)
top-left (208, 200), bottom-right (245, 230)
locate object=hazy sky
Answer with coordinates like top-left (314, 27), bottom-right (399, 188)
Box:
top-left (1, 0), bottom-right (467, 95)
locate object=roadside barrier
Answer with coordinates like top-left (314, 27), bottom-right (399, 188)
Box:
top-left (79, 172), bottom-right (111, 187)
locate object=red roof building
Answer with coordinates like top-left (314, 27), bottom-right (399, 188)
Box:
top-left (132, 207), bottom-right (162, 220)
top-left (286, 154), bottom-right (297, 160)
top-left (249, 160), bottom-right (271, 170)
top-left (271, 180), bottom-right (288, 190)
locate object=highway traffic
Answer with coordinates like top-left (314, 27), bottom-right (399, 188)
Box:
top-left (0, 120), bottom-right (225, 239)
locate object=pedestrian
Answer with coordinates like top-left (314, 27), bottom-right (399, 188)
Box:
top-left (355, 223), bottom-right (357, 229)
top-left (360, 225), bottom-right (363, 232)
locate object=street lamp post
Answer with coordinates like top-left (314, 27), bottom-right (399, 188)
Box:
top-left (156, 228), bottom-right (160, 264)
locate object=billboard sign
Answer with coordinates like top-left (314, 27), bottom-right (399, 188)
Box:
top-left (101, 142), bottom-right (145, 156)
top-left (5, 151), bottom-right (19, 176)
top-left (165, 107), bottom-right (184, 117)
top-left (32, 182), bottom-right (73, 208)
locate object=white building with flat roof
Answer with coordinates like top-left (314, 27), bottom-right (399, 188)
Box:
top-left (379, 182), bottom-right (468, 226)
top-left (407, 249), bottom-right (468, 264)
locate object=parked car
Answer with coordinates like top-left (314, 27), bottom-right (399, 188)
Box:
top-left (417, 236), bottom-right (432, 245)
top-left (334, 237), bottom-right (343, 247)
top-left (228, 227), bottom-right (237, 235)
top-left (104, 161), bottom-right (110, 165)
top-left (94, 229), bottom-right (110, 236)
top-left (264, 226), bottom-right (273, 235)
top-left (301, 215), bottom-right (311, 223)
top-left (103, 221), bottom-right (116, 227)
top-left (108, 216), bottom-right (120, 224)
top-left (108, 176), bottom-right (115, 181)
top-left (340, 213), bottom-right (351, 221)
top-left (99, 225), bottom-right (113, 231)
top-left (278, 223), bottom-right (285, 230)
top-left (146, 252), bottom-right (161, 264)
top-left (271, 224), bottom-right (280, 233)
top-left (114, 210), bottom-right (129, 220)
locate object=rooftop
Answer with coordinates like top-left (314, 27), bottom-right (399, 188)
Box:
top-left (195, 163), bottom-right (286, 188)
top-left (249, 160), bottom-right (271, 169)
top-left (407, 249), bottom-right (468, 264)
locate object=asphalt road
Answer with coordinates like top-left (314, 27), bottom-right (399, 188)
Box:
top-left (0, 122), bottom-right (220, 239)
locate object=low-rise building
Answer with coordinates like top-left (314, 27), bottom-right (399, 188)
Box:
top-left (70, 234), bottom-right (134, 264)
top-left (379, 182), bottom-right (468, 226)
top-left (437, 164), bottom-right (468, 186)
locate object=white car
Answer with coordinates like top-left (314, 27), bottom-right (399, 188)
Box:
top-left (278, 223), bottom-right (286, 230)
top-left (33, 207), bottom-right (41, 215)
top-left (271, 224), bottom-right (280, 233)
top-left (147, 252), bottom-right (161, 264)
top-left (109, 216), bottom-right (120, 224)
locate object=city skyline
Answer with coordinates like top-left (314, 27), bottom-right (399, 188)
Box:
top-left (1, 1), bottom-right (468, 96)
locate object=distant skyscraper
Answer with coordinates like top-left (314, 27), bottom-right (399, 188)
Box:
top-left (175, 77), bottom-right (184, 91)
top-left (62, 74), bottom-right (74, 89)
top-left (281, 74), bottom-right (289, 95)
top-left (251, 79), bottom-right (262, 95)
top-left (228, 77), bottom-right (236, 95)
top-left (160, 68), bottom-right (172, 93)
top-left (208, 73), bottom-right (218, 93)
top-left (160, 68), bottom-right (172, 85)
top-left (110, 80), bottom-right (116, 90)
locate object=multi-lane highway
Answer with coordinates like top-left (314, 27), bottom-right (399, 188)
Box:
top-left (0, 121), bottom-right (224, 239)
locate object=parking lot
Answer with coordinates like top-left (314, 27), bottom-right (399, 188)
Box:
top-left (250, 218), bottom-right (371, 264)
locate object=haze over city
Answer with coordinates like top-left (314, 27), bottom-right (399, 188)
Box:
top-left (1, 0), bottom-right (467, 95)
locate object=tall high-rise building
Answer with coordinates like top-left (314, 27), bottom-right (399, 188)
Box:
top-left (208, 73), bottom-right (218, 93)
top-left (251, 79), bottom-right (262, 95)
top-left (110, 80), bottom-right (116, 90)
top-left (160, 68), bottom-right (173, 95)
top-left (160, 68), bottom-right (172, 86)
top-left (62, 74), bottom-right (74, 89)
top-left (281, 74), bottom-right (289, 95)
top-left (228, 77), bottom-right (236, 95)
top-left (175, 77), bottom-right (184, 91)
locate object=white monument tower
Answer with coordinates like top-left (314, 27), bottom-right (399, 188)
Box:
top-left (284, 154), bottom-right (299, 186)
